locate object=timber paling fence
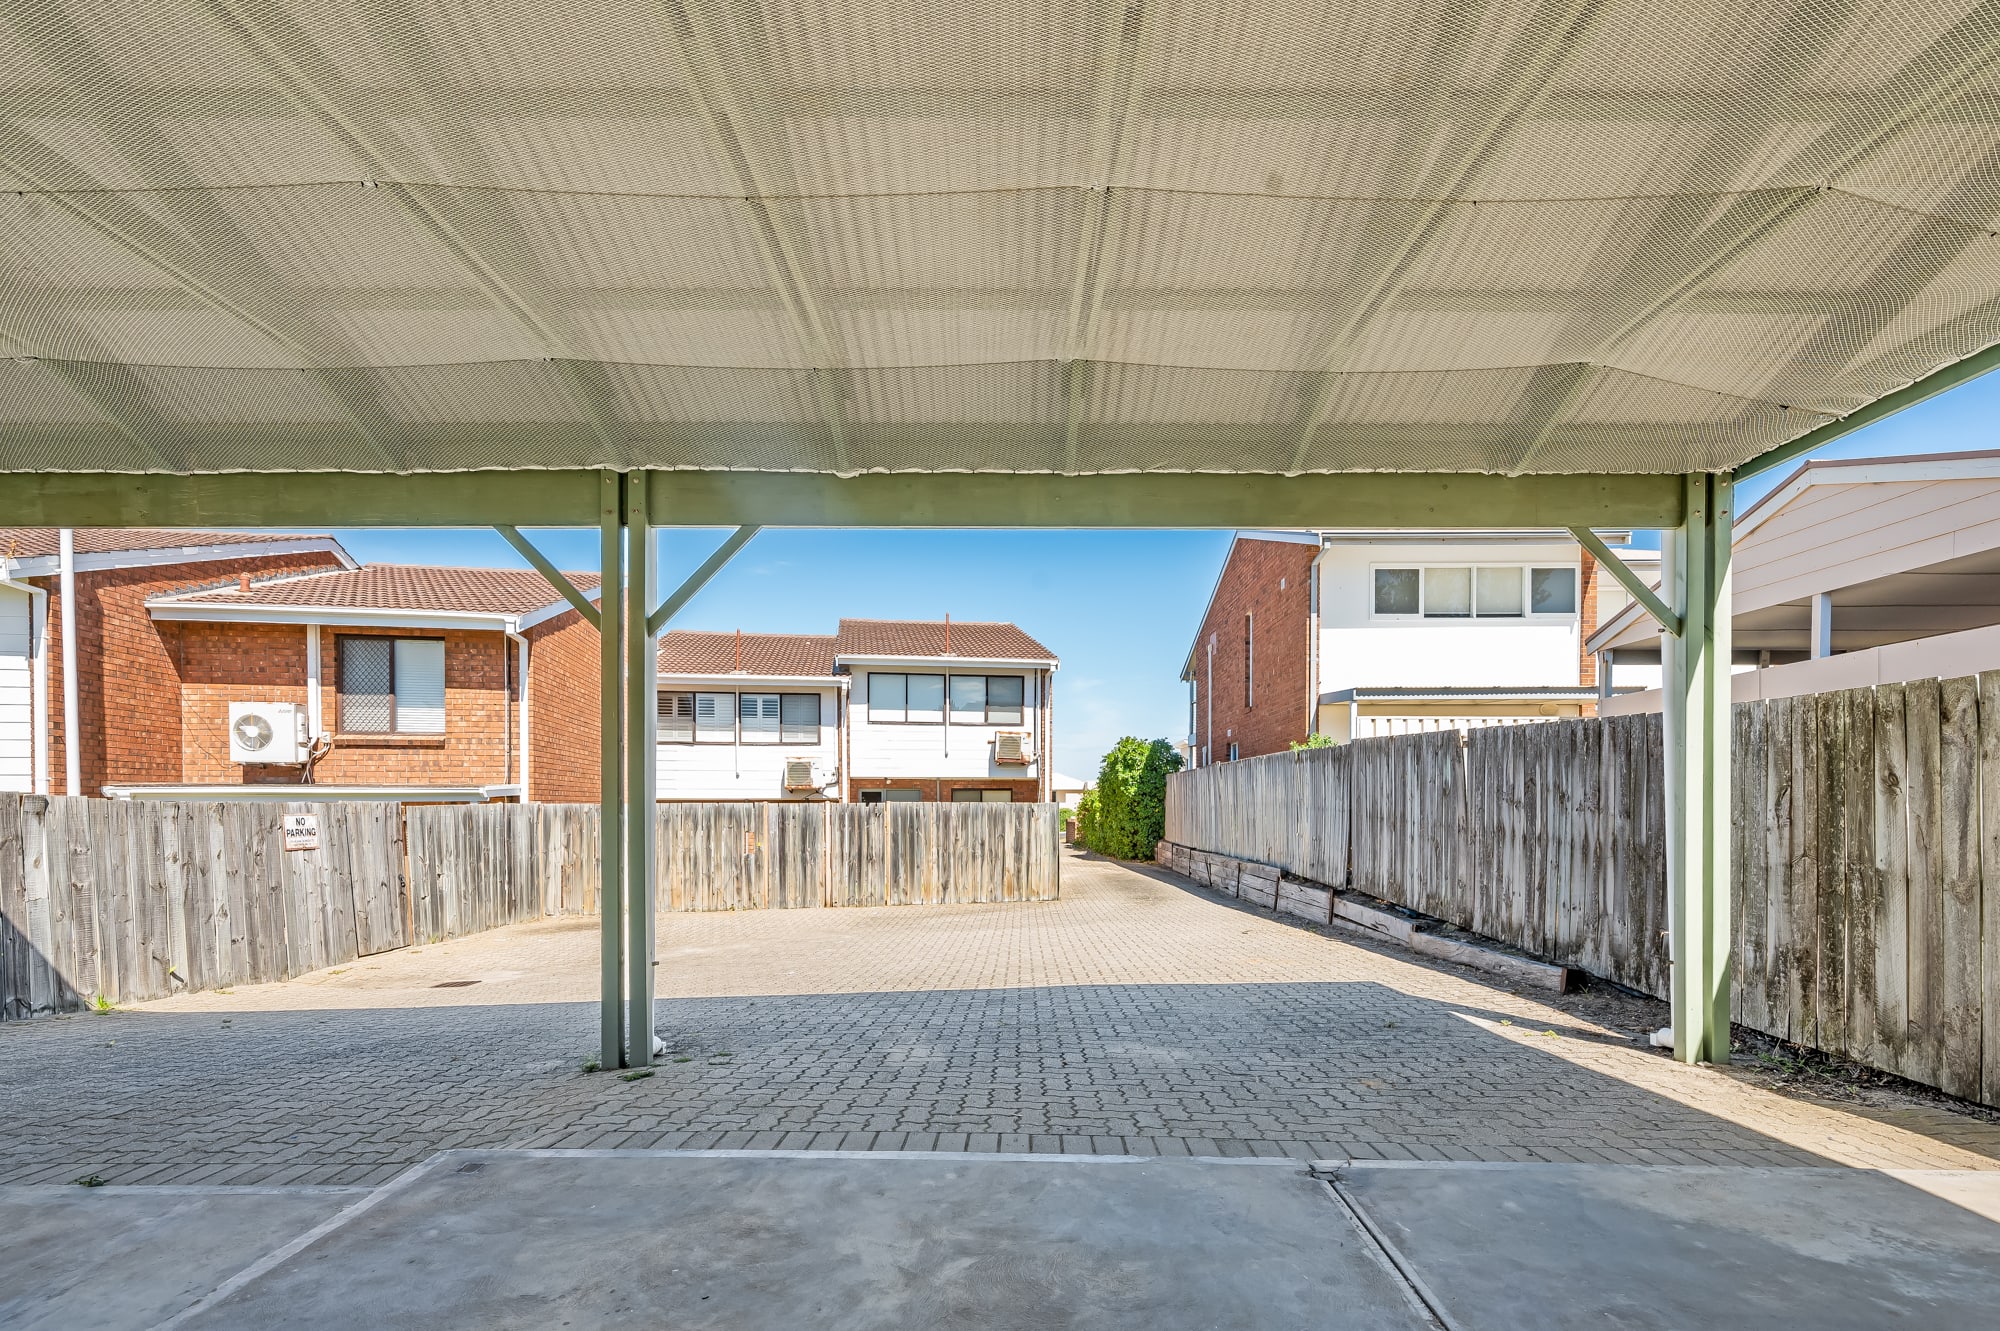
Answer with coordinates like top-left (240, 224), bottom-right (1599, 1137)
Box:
top-left (1166, 678), bottom-right (2000, 1109)
top-left (0, 797), bottom-right (1059, 1018)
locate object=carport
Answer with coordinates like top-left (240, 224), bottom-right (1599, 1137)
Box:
top-left (9, 0), bottom-right (2000, 1079)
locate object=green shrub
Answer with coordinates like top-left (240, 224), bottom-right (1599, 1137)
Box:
top-left (1075, 789), bottom-right (1099, 847)
top-left (1084, 737), bottom-right (1183, 860)
top-left (1289, 732), bottom-right (1337, 751)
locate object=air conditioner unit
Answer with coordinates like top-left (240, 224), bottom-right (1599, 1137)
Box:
top-left (994, 731), bottom-right (1032, 765)
top-left (784, 757), bottom-right (820, 792)
top-left (229, 701), bottom-right (308, 765)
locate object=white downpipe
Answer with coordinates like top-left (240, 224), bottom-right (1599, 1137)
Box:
top-left (507, 628), bottom-right (530, 798)
top-left (304, 625), bottom-right (323, 737)
top-left (58, 529), bottom-right (79, 797)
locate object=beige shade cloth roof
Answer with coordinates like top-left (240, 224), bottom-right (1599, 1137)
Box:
top-left (152, 564), bottom-right (600, 614)
top-left (6, 1), bottom-right (2000, 476)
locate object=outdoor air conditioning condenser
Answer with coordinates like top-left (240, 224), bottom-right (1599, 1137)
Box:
top-left (228, 701), bottom-right (308, 765)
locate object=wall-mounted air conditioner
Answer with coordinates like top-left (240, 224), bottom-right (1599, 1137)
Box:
top-left (784, 757), bottom-right (823, 792)
top-left (229, 701), bottom-right (308, 765)
top-left (994, 731), bottom-right (1032, 765)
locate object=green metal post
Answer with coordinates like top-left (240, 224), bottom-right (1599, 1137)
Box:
top-left (597, 470), bottom-right (626, 1067)
top-left (624, 475), bottom-right (656, 1066)
top-left (1664, 473), bottom-right (1733, 1064)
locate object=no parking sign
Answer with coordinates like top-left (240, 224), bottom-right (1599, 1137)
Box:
top-left (282, 813), bottom-right (320, 852)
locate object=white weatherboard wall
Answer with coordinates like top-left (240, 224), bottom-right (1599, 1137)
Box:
top-left (0, 585), bottom-right (29, 792)
top-left (849, 668), bottom-right (1043, 782)
top-left (656, 685), bottom-right (841, 800)
top-left (1316, 541), bottom-right (1583, 693)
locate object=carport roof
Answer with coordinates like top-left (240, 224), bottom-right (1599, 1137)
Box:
top-left (7, 3), bottom-right (2000, 481)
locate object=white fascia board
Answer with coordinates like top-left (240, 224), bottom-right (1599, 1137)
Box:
top-left (834, 655), bottom-right (1057, 670)
top-left (1586, 599), bottom-right (1657, 654)
top-left (1318, 528), bottom-right (1615, 545)
top-left (147, 604), bottom-right (519, 632)
top-left (1733, 455), bottom-right (2000, 543)
top-left (518, 591), bottom-right (602, 632)
top-left (1, 537), bottom-right (353, 580)
top-left (103, 783), bottom-right (514, 802)
top-left (1233, 529), bottom-right (1324, 545)
top-left (658, 673), bottom-right (846, 689)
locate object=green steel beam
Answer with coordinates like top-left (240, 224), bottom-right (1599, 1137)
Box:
top-left (1661, 473), bottom-right (1734, 1066)
top-left (493, 524), bottom-right (601, 628)
top-left (1732, 340), bottom-right (2000, 483)
top-left (646, 525), bottom-right (761, 635)
top-left (4, 469), bottom-right (1684, 531)
top-left (597, 470), bottom-right (626, 1068)
top-left (1567, 525), bottom-right (1680, 637)
top-left (624, 475), bottom-right (656, 1067)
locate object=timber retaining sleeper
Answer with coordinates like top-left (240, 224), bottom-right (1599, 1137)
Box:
top-left (1154, 841), bottom-right (1572, 995)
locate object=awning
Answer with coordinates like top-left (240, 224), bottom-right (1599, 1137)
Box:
top-left (6, 2), bottom-right (2000, 479)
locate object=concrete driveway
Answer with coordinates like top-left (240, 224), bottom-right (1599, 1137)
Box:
top-left (4, 849), bottom-right (2000, 1327)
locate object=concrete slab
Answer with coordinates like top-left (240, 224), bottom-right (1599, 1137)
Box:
top-left (0, 1184), bottom-right (363, 1331)
top-left (1337, 1163), bottom-right (2000, 1331)
top-left (182, 1152), bottom-right (1430, 1331)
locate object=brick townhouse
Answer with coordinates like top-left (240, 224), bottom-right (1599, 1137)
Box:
top-left (1182, 530), bottom-right (1644, 763)
top-left (2, 530), bottom-right (600, 802)
top-left (656, 618), bottom-right (1057, 802)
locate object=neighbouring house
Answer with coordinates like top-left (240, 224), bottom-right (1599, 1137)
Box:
top-left (656, 618), bottom-right (1057, 802)
top-left (0, 529), bottom-right (601, 803)
top-left (1590, 450), bottom-right (2000, 714)
top-left (1049, 772), bottom-right (1089, 811)
top-left (136, 564), bottom-right (602, 802)
top-left (1, 528), bottom-right (352, 797)
top-left (1181, 529), bottom-right (1656, 761)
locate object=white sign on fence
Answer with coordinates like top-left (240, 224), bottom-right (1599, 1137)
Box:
top-left (282, 813), bottom-right (320, 853)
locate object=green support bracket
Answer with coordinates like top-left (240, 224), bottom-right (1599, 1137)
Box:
top-left (597, 471), bottom-right (625, 1068)
top-left (647, 525), bottom-right (761, 635)
top-left (1567, 525), bottom-right (1681, 638)
top-left (493, 524), bottom-right (601, 628)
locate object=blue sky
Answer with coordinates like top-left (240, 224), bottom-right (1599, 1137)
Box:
top-left (323, 374), bottom-right (2000, 782)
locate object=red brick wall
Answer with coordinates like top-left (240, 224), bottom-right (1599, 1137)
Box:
top-left (1190, 537), bottom-right (1317, 762)
top-left (524, 607), bottom-right (600, 803)
top-left (37, 551), bottom-right (345, 795)
top-left (177, 623), bottom-right (514, 787)
top-left (848, 777), bottom-right (1042, 803)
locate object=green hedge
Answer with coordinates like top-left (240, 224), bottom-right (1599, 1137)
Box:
top-left (1083, 737), bottom-right (1183, 860)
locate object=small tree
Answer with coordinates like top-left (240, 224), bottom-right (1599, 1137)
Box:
top-left (1289, 732), bottom-right (1337, 752)
top-left (1085, 737), bottom-right (1183, 860)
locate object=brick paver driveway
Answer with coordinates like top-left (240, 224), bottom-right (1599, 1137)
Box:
top-left (3, 849), bottom-right (1995, 1186)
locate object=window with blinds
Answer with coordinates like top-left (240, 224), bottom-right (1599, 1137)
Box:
top-left (657, 690), bottom-right (824, 745)
top-left (739, 693), bottom-right (781, 743)
top-left (780, 693), bottom-right (821, 744)
top-left (658, 691), bottom-right (695, 743)
top-left (337, 636), bottom-right (445, 734)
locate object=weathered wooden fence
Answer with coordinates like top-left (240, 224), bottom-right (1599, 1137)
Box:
top-left (405, 801), bottom-right (1062, 919)
top-left (3, 796), bottom-right (1062, 1017)
top-left (1166, 681), bottom-right (2000, 1108)
top-left (0, 795), bottom-right (409, 1018)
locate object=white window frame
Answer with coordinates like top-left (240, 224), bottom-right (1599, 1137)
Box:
top-left (336, 634), bottom-right (446, 735)
top-left (1369, 563), bottom-right (1582, 623)
top-left (868, 671), bottom-right (945, 725)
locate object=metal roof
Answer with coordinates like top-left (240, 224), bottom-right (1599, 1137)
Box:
top-left (6, 3), bottom-right (2000, 478)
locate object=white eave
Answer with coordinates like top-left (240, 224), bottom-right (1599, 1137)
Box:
top-left (102, 783), bottom-right (521, 802)
top-left (658, 672), bottom-right (848, 690)
top-left (833, 654), bottom-right (1057, 670)
top-left (0, 536), bottom-right (354, 580)
top-left (146, 602), bottom-right (526, 632)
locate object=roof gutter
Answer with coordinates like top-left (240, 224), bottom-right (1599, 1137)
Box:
top-left (147, 603), bottom-right (524, 633)
top-left (833, 654), bottom-right (1057, 670)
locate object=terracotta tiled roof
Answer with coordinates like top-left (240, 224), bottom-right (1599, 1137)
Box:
top-left (154, 565), bottom-right (599, 615)
top-left (0, 528), bottom-right (336, 560)
top-left (657, 631), bottom-right (836, 677)
top-left (834, 619), bottom-right (1055, 662)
